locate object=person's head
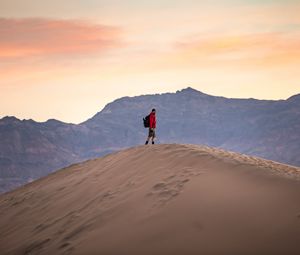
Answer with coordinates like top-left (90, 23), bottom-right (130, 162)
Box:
top-left (152, 108), bottom-right (156, 114)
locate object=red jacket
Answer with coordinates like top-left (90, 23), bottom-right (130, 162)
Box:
top-left (149, 112), bottom-right (156, 128)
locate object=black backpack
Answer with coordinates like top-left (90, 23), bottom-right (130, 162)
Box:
top-left (143, 114), bottom-right (150, 128)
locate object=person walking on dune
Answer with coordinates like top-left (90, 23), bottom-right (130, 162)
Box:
top-left (144, 108), bottom-right (156, 145)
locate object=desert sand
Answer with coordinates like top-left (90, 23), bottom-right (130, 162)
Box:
top-left (0, 144), bottom-right (299, 255)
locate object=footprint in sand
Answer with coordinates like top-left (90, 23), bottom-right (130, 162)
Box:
top-left (24, 238), bottom-right (51, 255)
top-left (147, 167), bottom-right (204, 208)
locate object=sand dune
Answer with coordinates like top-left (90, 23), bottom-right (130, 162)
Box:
top-left (0, 144), bottom-right (299, 255)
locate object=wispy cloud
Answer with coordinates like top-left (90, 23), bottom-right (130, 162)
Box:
top-left (170, 31), bottom-right (300, 67)
top-left (0, 18), bottom-right (122, 59)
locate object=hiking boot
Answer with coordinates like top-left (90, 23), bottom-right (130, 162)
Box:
top-left (152, 141), bottom-right (155, 145)
top-left (145, 141), bottom-right (148, 145)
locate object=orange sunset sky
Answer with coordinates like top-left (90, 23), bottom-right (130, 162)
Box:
top-left (1, 0), bottom-right (300, 123)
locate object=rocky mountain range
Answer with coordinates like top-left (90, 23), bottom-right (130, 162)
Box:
top-left (1, 87), bottom-right (300, 193)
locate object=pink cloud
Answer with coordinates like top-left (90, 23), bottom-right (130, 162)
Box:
top-left (0, 18), bottom-right (122, 58)
top-left (171, 32), bottom-right (300, 67)
top-left (177, 32), bottom-right (299, 53)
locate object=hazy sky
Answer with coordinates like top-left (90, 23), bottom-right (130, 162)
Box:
top-left (1, 0), bottom-right (300, 123)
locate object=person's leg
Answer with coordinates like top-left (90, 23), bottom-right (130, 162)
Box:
top-left (145, 137), bottom-right (150, 145)
top-left (145, 128), bottom-right (151, 145)
top-left (151, 129), bottom-right (156, 144)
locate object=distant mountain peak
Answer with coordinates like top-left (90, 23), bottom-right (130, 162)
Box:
top-left (177, 87), bottom-right (212, 97)
top-left (0, 116), bottom-right (20, 123)
top-left (183, 86), bottom-right (197, 91)
top-left (179, 87), bottom-right (200, 93)
top-left (45, 119), bottom-right (64, 124)
top-left (288, 93), bottom-right (300, 102)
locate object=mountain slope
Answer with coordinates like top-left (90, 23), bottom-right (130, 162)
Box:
top-left (82, 87), bottom-right (300, 164)
top-left (0, 117), bottom-right (85, 192)
top-left (1, 87), bottom-right (300, 193)
top-left (0, 144), bottom-right (299, 255)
